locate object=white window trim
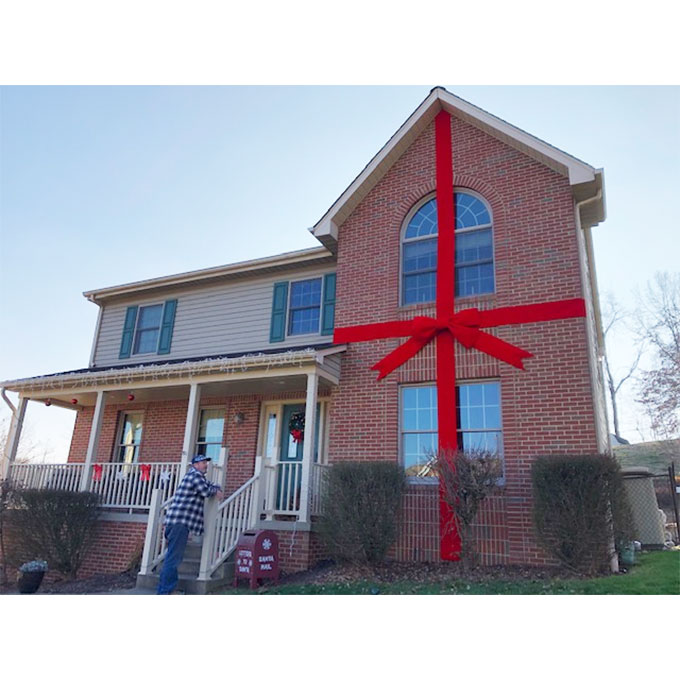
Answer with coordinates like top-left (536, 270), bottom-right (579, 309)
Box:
top-left (131, 302), bottom-right (165, 356)
top-left (113, 410), bottom-right (145, 464)
top-left (195, 407), bottom-right (226, 457)
top-left (399, 189), bottom-right (497, 307)
top-left (285, 275), bottom-right (324, 338)
top-left (399, 380), bottom-right (504, 485)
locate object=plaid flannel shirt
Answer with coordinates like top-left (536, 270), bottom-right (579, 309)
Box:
top-left (164, 466), bottom-right (221, 535)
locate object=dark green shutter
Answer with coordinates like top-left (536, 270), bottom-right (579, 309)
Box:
top-left (157, 299), bottom-right (177, 354)
top-left (321, 273), bottom-right (336, 336)
top-left (119, 306), bottom-right (139, 359)
top-left (270, 282), bottom-right (289, 342)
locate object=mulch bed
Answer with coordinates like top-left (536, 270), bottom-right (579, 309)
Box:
top-left (0, 570), bottom-right (137, 595)
top-left (271, 560), bottom-right (580, 587)
top-left (1, 561), bottom-right (582, 594)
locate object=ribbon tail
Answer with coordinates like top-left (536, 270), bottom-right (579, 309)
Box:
top-left (472, 330), bottom-right (533, 369)
top-left (371, 335), bottom-right (432, 380)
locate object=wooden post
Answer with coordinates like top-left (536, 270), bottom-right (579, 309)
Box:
top-left (197, 496), bottom-right (218, 581)
top-left (181, 383), bottom-right (202, 471)
top-left (80, 391), bottom-right (107, 492)
top-left (1, 396), bottom-right (27, 481)
top-left (298, 370), bottom-right (319, 524)
top-left (139, 489), bottom-right (162, 575)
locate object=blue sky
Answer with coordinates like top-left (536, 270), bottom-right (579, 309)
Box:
top-left (1, 85), bottom-right (678, 458)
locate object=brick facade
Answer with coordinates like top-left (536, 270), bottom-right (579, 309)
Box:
top-left (330, 115), bottom-right (600, 566)
top-left (56, 107), bottom-right (603, 576)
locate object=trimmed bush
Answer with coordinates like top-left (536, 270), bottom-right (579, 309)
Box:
top-left (532, 455), bottom-right (632, 575)
top-left (9, 489), bottom-right (100, 579)
top-left (317, 462), bottom-right (405, 564)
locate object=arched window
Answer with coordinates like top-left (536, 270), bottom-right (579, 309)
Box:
top-left (401, 191), bottom-right (494, 304)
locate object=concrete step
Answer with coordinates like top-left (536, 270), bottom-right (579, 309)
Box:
top-left (137, 549), bottom-right (235, 595)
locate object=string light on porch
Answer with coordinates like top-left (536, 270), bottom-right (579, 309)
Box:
top-left (4, 348), bottom-right (323, 394)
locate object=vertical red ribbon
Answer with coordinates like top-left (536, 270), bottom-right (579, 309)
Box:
top-left (434, 110), bottom-right (461, 560)
top-left (92, 464), bottom-right (102, 482)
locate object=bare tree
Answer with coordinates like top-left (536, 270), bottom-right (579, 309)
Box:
top-left (602, 294), bottom-right (643, 439)
top-left (635, 272), bottom-right (680, 439)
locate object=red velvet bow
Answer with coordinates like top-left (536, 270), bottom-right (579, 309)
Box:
top-left (332, 110), bottom-right (588, 561)
top-left (335, 299), bottom-right (586, 380)
top-left (92, 464), bottom-right (102, 482)
top-left (140, 464), bottom-right (151, 482)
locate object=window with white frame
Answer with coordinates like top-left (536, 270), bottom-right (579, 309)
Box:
top-left (115, 412), bottom-right (143, 464)
top-left (400, 382), bottom-right (502, 478)
top-left (402, 191), bottom-right (494, 305)
top-left (132, 304), bottom-right (164, 354)
top-left (288, 278), bottom-right (322, 335)
top-left (196, 408), bottom-right (225, 459)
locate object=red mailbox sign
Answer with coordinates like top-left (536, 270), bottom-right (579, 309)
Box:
top-left (233, 530), bottom-right (280, 589)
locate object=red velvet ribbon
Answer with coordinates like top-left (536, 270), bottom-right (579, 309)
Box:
top-left (140, 464), bottom-right (151, 482)
top-left (335, 299), bottom-right (586, 379)
top-left (332, 109), bottom-right (587, 561)
top-left (92, 464), bottom-right (102, 482)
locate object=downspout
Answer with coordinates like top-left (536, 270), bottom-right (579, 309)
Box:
top-left (1, 388), bottom-right (16, 416)
top-left (574, 190), bottom-right (609, 453)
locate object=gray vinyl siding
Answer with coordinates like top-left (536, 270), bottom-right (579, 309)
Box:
top-left (92, 265), bottom-right (336, 367)
top-left (321, 354), bottom-right (342, 382)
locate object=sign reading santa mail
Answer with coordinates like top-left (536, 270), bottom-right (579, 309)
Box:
top-left (233, 529), bottom-right (280, 589)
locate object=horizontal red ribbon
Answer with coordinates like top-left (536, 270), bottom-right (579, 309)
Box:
top-left (334, 298), bottom-right (586, 380)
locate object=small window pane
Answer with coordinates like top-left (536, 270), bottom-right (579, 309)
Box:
top-left (137, 304), bottom-right (162, 329)
top-left (288, 278), bottom-right (322, 335)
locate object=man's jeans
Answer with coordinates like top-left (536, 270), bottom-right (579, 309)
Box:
top-left (157, 523), bottom-right (189, 594)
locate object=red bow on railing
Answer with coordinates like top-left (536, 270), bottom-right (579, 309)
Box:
top-left (332, 109), bottom-right (588, 561)
top-left (92, 464), bottom-right (102, 482)
top-left (140, 464), bottom-right (151, 482)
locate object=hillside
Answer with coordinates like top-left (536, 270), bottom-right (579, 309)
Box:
top-left (614, 439), bottom-right (680, 475)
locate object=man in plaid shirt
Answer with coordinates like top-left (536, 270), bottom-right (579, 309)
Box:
top-left (157, 454), bottom-right (224, 594)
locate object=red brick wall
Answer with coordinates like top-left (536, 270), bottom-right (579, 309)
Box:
top-left (330, 114), bottom-right (600, 566)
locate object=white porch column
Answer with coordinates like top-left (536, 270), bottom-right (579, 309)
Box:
top-left (181, 383), bottom-right (202, 471)
top-left (298, 370), bottom-right (319, 524)
top-left (1, 395), bottom-right (28, 481)
top-left (80, 390), bottom-right (107, 491)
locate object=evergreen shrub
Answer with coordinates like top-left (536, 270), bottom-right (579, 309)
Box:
top-left (10, 489), bottom-right (100, 579)
top-left (317, 461), bottom-right (405, 564)
top-left (532, 455), bottom-right (632, 575)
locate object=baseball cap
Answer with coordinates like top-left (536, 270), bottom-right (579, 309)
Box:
top-left (191, 454), bottom-right (212, 464)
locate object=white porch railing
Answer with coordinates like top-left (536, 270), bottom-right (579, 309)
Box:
top-left (8, 463), bottom-right (84, 492)
top-left (139, 491), bottom-right (172, 576)
top-left (7, 461), bottom-right (183, 510)
top-left (89, 462), bottom-right (182, 509)
top-left (198, 473), bottom-right (260, 580)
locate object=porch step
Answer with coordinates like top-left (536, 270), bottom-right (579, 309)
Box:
top-left (136, 538), bottom-right (236, 595)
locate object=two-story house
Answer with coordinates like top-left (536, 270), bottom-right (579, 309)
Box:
top-left (1, 87), bottom-right (608, 588)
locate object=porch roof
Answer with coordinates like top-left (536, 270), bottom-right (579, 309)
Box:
top-left (1, 344), bottom-right (345, 396)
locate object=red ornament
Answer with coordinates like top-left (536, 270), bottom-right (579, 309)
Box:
top-left (71, 398), bottom-right (78, 405)
top-left (127, 393), bottom-right (135, 401)
top-left (334, 109), bottom-right (587, 561)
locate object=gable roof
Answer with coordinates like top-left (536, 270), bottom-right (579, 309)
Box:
top-left (310, 87), bottom-right (605, 252)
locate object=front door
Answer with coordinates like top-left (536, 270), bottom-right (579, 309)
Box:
top-left (276, 404), bottom-right (305, 512)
